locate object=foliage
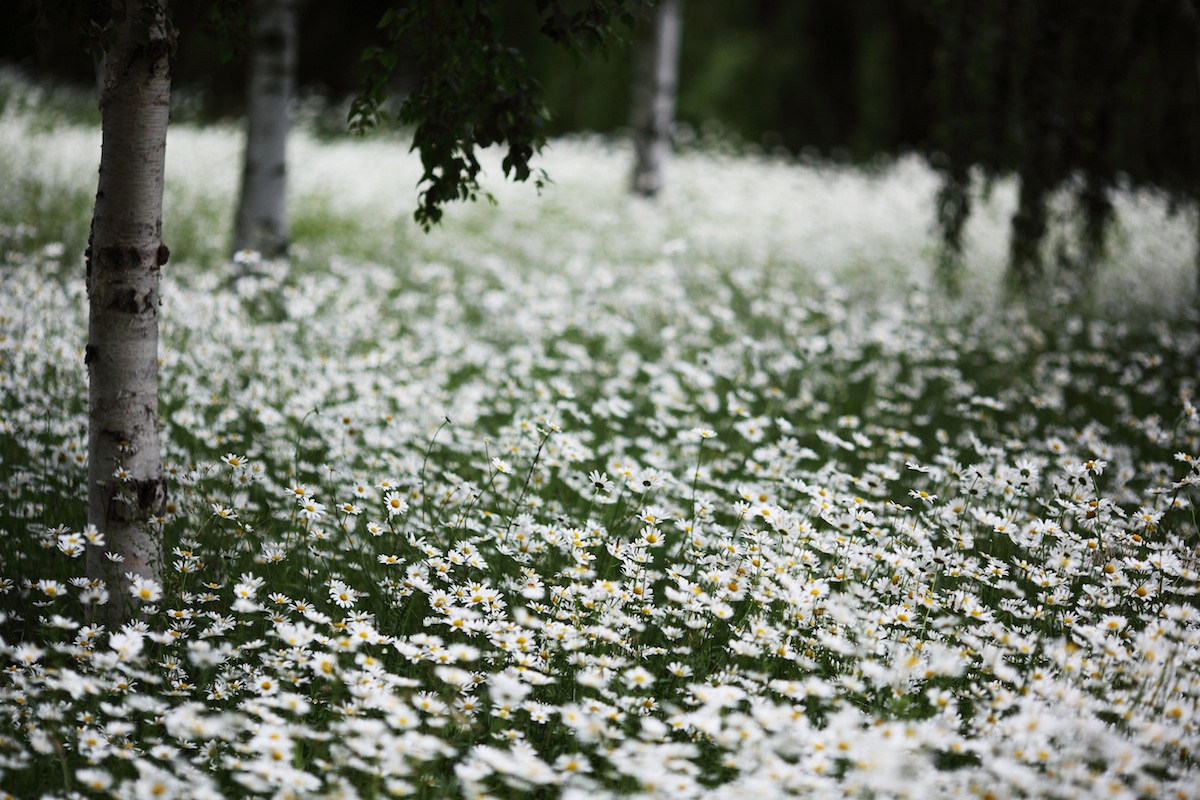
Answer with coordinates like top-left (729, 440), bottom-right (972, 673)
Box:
top-left (26, 0), bottom-right (115, 57)
top-left (199, 0), bottom-right (254, 63)
top-left (349, 0), bottom-right (653, 229)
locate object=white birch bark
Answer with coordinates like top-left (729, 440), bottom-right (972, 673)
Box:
top-left (85, 0), bottom-right (171, 625)
top-left (233, 0), bottom-right (297, 260)
top-left (630, 0), bottom-right (683, 198)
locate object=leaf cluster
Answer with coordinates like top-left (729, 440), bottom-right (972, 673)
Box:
top-left (350, 0), bottom-right (655, 229)
top-left (534, 0), bottom-right (653, 53)
top-left (30, 0), bottom-right (178, 57)
top-left (26, 0), bottom-right (113, 56)
top-left (198, 0), bottom-right (253, 63)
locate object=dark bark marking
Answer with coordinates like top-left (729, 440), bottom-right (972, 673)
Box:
top-left (107, 477), bottom-right (168, 523)
top-left (85, 228), bottom-right (94, 281)
top-left (156, 242), bottom-right (170, 266)
top-left (109, 289), bottom-right (156, 315)
top-left (144, 37), bottom-right (174, 65)
top-left (95, 244), bottom-right (143, 271)
top-left (110, 289), bottom-right (137, 314)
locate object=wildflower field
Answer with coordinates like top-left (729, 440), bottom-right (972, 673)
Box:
top-left (1, 74), bottom-right (1199, 799)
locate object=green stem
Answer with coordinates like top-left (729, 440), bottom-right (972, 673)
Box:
top-left (420, 417), bottom-right (452, 529)
top-left (502, 429), bottom-right (552, 543)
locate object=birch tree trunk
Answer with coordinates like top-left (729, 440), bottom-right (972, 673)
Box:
top-left (85, 0), bottom-right (171, 625)
top-left (630, 0), bottom-right (683, 198)
top-left (233, 0), bottom-right (297, 260)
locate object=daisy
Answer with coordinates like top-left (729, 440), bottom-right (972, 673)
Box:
top-left (588, 470), bottom-right (614, 493)
top-left (129, 575), bottom-right (163, 604)
top-left (384, 491), bottom-right (409, 518)
top-left (328, 580), bottom-right (360, 609)
top-left (298, 497), bottom-right (326, 520)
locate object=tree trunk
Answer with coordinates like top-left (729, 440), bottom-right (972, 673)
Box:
top-left (934, 165), bottom-right (971, 298)
top-left (1005, 1), bottom-right (1063, 298)
top-left (233, 0), bottom-right (297, 260)
top-left (85, 0), bottom-right (171, 626)
top-left (630, 0), bottom-right (682, 198)
top-left (1007, 172), bottom-right (1049, 296)
top-left (1195, 204), bottom-right (1200, 305)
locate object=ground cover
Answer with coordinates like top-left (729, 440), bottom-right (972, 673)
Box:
top-left (1, 72), bottom-right (1198, 799)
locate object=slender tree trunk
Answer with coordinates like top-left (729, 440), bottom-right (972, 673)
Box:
top-left (85, 0), bottom-right (171, 625)
top-left (234, 0), bottom-right (297, 260)
top-left (630, 0), bottom-right (682, 198)
top-left (934, 165), bottom-right (971, 298)
top-left (1186, 1), bottom-right (1200, 304)
top-left (1007, 172), bottom-right (1049, 296)
top-left (1005, 1), bottom-right (1063, 298)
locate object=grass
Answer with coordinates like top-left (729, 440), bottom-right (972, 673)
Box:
top-left (1, 67), bottom-right (1199, 799)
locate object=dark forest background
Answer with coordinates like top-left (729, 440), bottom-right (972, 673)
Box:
top-left (0, 1), bottom-right (955, 160)
top-left (6, 2), bottom-right (1197, 172)
top-left (6, 0), bottom-right (1200, 293)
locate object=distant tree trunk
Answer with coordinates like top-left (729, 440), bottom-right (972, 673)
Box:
top-left (233, 0), bottom-right (297, 259)
top-left (1007, 172), bottom-right (1050, 295)
top-left (85, 0), bottom-right (171, 625)
top-left (1185, 1), bottom-right (1200, 302)
top-left (1005, 2), bottom-right (1064, 297)
top-left (630, 0), bottom-right (682, 198)
top-left (1075, 173), bottom-right (1113, 268)
top-left (934, 164), bottom-right (971, 298)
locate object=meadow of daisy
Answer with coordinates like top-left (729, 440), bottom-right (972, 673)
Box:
top-left (1, 70), bottom-right (1199, 799)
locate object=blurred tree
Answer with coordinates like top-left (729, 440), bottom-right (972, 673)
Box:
top-left (927, 0), bottom-right (1005, 296)
top-left (629, 0), bottom-right (682, 197)
top-left (232, 0), bottom-right (297, 260)
top-left (927, 0), bottom-right (1200, 299)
